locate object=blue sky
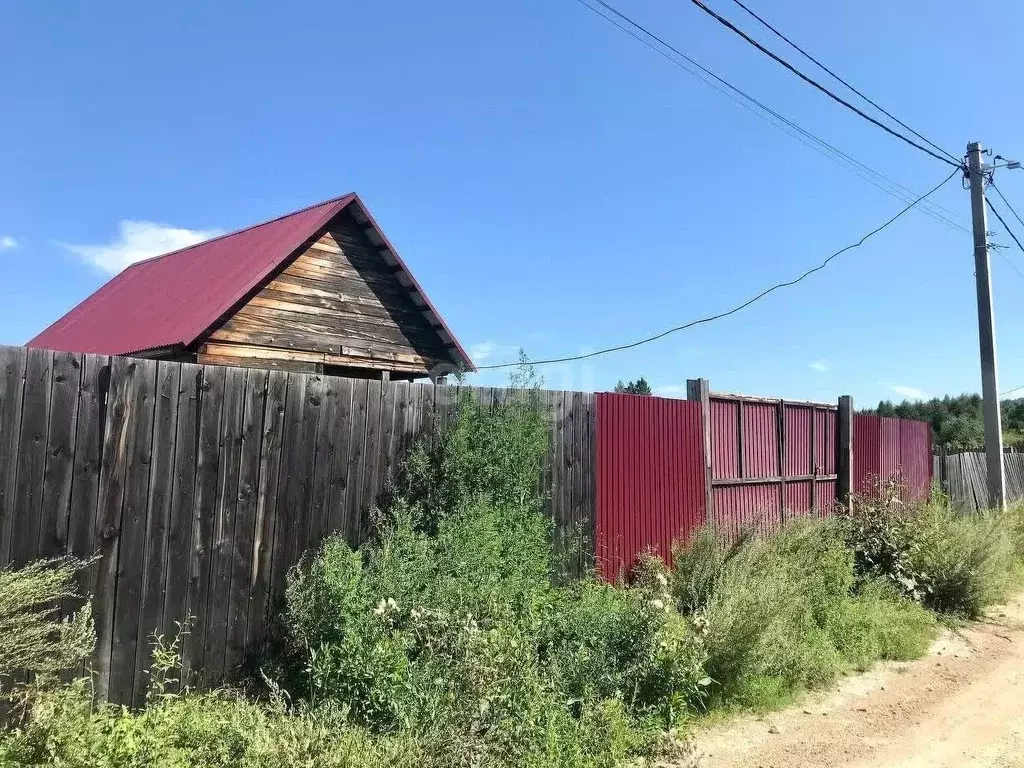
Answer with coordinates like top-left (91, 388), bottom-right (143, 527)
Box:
top-left (2, 0), bottom-right (1023, 406)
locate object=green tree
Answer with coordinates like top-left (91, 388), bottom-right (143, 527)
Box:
top-left (865, 393), bottom-right (1024, 451)
top-left (614, 378), bottom-right (652, 396)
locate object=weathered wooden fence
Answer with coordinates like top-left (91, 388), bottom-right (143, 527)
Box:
top-left (933, 450), bottom-right (1024, 511)
top-left (0, 345), bottom-right (595, 706)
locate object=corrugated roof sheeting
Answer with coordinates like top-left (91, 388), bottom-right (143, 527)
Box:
top-left (785, 480), bottom-right (812, 515)
top-left (711, 399), bottom-right (740, 479)
top-left (816, 409), bottom-right (837, 474)
top-left (899, 419), bottom-right (932, 501)
top-left (854, 414), bottom-right (883, 493)
top-left (595, 393), bottom-right (706, 582)
top-left (743, 402), bottom-right (779, 478)
top-left (27, 194), bottom-right (476, 371)
top-left (880, 417), bottom-right (901, 479)
top-left (785, 406), bottom-right (812, 476)
top-left (816, 480), bottom-right (838, 517)
top-left (713, 483), bottom-right (780, 537)
top-left (854, 414), bottom-right (932, 500)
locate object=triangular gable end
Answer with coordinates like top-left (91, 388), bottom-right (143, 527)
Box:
top-left (199, 199), bottom-right (469, 377)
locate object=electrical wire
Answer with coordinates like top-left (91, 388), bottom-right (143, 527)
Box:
top-left (1002, 385), bottom-right (1024, 398)
top-left (477, 166), bottom-right (960, 370)
top-left (724, 0), bottom-right (959, 164)
top-left (985, 195), bottom-right (1024, 259)
top-left (572, 0), bottom-right (969, 233)
top-left (989, 182), bottom-right (1024, 232)
top-left (686, 0), bottom-right (961, 168)
top-left (986, 183), bottom-right (1024, 279)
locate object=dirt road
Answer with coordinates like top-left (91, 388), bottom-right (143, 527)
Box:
top-left (690, 594), bottom-right (1024, 767)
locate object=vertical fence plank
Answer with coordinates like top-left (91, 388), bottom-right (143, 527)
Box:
top-left (270, 373), bottom-right (310, 603)
top-left (309, 375), bottom-right (343, 546)
top-left (225, 368), bottom-right (268, 677)
top-left (203, 366), bottom-right (247, 687)
top-left (129, 361), bottom-right (180, 705)
top-left (161, 363), bottom-right (202, 664)
top-left (343, 379), bottom-right (370, 547)
top-left (376, 380), bottom-right (401, 503)
top-left (92, 356), bottom-right (135, 701)
top-left (64, 354), bottom-right (109, 645)
top-left (246, 370), bottom-right (288, 651)
top-left (284, 374), bottom-right (323, 574)
top-left (326, 377), bottom-right (355, 537)
top-left (0, 346), bottom-right (27, 565)
top-left (11, 348), bottom-right (54, 566)
top-left (182, 364), bottom-right (226, 688)
top-left (39, 352), bottom-right (83, 560)
top-left (359, 380), bottom-right (384, 539)
top-left (108, 358), bottom-right (158, 706)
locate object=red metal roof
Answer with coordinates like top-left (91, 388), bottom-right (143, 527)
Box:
top-left (28, 194), bottom-right (475, 371)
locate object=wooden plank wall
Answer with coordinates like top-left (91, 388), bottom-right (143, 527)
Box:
top-left (0, 345), bottom-right (595, 705)
top-left (935, 450), bottom-right (1024, 512)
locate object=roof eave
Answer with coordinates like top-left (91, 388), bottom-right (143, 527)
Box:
top-left (346, 195), bottom-right (477, 373)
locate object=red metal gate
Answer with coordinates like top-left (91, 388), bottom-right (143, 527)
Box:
top-left (594, 393), bottom-right (706, 581)
top-left (708, 393), bottom-right (838, 536)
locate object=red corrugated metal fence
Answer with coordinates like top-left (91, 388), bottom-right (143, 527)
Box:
top-left (595, 393), bottom-right (706, 581)
top-left (853, 414), bottom-right (932, 501)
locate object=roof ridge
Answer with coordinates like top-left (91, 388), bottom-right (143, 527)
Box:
top-left (123, 192), bottom-right (356, 269)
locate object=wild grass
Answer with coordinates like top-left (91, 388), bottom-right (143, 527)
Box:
top-left (670, 518), bottom-right (936, 710)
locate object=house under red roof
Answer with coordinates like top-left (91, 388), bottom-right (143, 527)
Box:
top-left (29, 194), bottom-right (474, 379)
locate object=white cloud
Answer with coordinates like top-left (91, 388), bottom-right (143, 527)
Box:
top-left (63, 220), bottom-right (219, 273)
top-left (0, 236), bottom-right (18, 251)
top-left (887, 383), bottom-right (928, 400)
top-left (809, 360), bottom-right (830, 373)
top-left (654, 384), bottom-right (688, 399)
top-left (469, 341), bottom-right (496, 364)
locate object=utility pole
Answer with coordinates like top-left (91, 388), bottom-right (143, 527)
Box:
top-left (967, 141), bottom-right (1007, 509)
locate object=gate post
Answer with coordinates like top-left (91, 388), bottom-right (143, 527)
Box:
top-left (837, 395), bottom-right (854, 511)
top-left (687, 379), bottom-right (713, 524)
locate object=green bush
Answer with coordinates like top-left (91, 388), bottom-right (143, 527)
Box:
top-left (276, 384), bottom-right (702, 766)
top-left (907, 504), bottom-right (1017, 617)
top-left (0, 678), bottom-right (427, 768)
top-left (839, 483), bottom-right (925, 600)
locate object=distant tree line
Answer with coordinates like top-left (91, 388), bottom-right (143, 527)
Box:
top-left (869, 394), bottom-right (1024, 451)
top-left (614, 378), bottom-right (652, 396)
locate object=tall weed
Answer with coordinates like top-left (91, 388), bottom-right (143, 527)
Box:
top-left (0, 558), bottom-right (94, 689)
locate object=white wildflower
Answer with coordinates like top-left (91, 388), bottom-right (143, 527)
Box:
top-left (651, 599), bottom-right (665, 610)
top-left (655, 573), bottom-right (668, 587)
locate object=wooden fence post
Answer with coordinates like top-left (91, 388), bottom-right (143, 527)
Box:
top-left (837, 395), bottom-right (853, 511)
top-left (687, 379), bottom-right (713, 524)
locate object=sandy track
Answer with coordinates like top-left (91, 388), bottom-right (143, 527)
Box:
top-left (690, 594), bottom-right (1024, 767)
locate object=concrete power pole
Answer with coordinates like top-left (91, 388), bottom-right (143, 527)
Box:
top-left (967, 141), bottom-right (1007, 510)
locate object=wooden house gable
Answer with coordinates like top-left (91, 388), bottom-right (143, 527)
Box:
top-left (201, 207), bottom-right (456, 376)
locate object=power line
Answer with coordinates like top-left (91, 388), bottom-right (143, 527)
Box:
top-left (478, 166), bottom-right (960, 370)
top-left (986, 182), bottom-right (1024, 279)
top-left (985, 194), bottom-right (1024, 257)
top-left (989, 182), bottom-right (1024, 232)
top-left (984, 193), bottom-right (1024, 281)
top-left (724, 0), bottom-right (959, 164)
top-left (571, 0), bottom-right (969, 233)
top-left (686, 0), bottom-right (961, 168)
top-left (1002, 385), bottom-right (1024, 398)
